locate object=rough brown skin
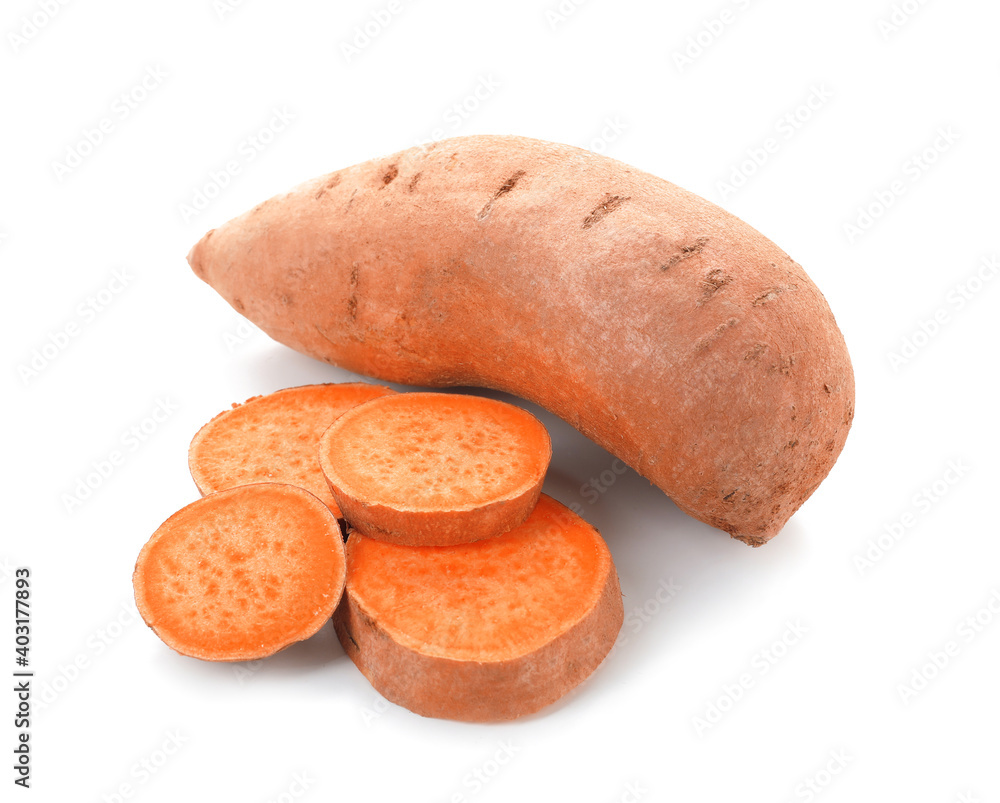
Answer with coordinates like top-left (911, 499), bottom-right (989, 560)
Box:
top-left (334, 494), bottom-right (623, 722)
top-left (188, 135), bottom-right (855, 545)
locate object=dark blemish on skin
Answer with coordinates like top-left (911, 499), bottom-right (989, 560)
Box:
top-left (477, 170), bottom-right (526, 220)
top-left (695, 317), bottom-right (739, 350)
top-left (381, 164), bottom-right (399, 187)
top-left (348, 263), bottom-right (360, 321)
top-left (824, 383), bottom-right (834, 393)
top-left (582, 194), bottom-right (630, 229)
top-left (753, 284), bottom-right (798, 306)
top-left (280, 294), bottom-right (293, 306)
top-left (314, 174), bottom-right (342, 199)
top-left (722, 489), bottom-right (738, 502)
top-left (346, 631), bottom-right (359, 650)
top-left (408, 172), bottom-right (422, 192)
top-left (233, 298), bottom-right (245, 312)
top-left (770, 355), bottom-right (796, 376)
top-left (661, 237), bottom-right (709, 271)
top-left (744, 343), bottom-right (767, 361)
top-left (346, 189), bottom-right (358, 211)
top-left (698, 268), bottom-right (731, 303)
top-left (785, 439), bottom-right (799, 449)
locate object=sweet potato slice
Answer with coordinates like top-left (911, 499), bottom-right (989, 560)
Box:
top-left (189, 382), bottom-right (395, 518)
top-left (335, 494), bottom-right (623, 721)
top-left (133, 483), bottom-right (346, 661)
top-left (318, 392), bottom-right (552, 545)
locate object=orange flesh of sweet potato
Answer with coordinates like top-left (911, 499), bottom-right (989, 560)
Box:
top-left (188, 382), bottom-right (395, 518)
top-left (319, 392), bottom-right (551, 545)
top-left (335, 493), bottom-right (623, 721)
top-left (133, 483), bottom-right (346, 662)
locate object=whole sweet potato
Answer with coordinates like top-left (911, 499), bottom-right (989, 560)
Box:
top-left (188, 135), bottom-right (854, 545)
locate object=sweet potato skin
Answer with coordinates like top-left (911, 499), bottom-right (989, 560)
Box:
top-left (189, 135), bottom-right (855, 544)
top-left (334, 494), bottom-right (624, 722)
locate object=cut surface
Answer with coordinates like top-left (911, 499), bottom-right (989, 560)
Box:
top-left (336, 493), bottom-right (623, 721)
top-left (189, 382), bottom-right (395, 517)
top-left (319, 392), bottom-right (551, 545)
top-left (133, 483), bottom-right (346, 661)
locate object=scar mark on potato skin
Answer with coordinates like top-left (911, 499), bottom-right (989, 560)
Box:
top-left (233, 298), bottom-right (245, 313)
top-left (314, 174), bottom-right (342, 199)
top-left (695, 317), bottom-right (739, 350)
top-left (582, 194), bottom-right (630, 229)
top-left (744, 343), bottom-right (767, 361)
top-left (380, 164), bottom-right (399, 187)
top-left (661, 237), bottom-right (709, 271)
top-left (346, 189), bottom-right (358, 211)
top-left (753, 284), bottom-right (798, 306)
top-left (348, 263), bottom-right (360, 321)
top-left (698, 268), bottom-right (731, 303)
top-left (770, 354), bottom-right (797, 375)
top-left (408, 172), bottom-right (422, 192)
top-left (477, 170), bottom-right (526, 220)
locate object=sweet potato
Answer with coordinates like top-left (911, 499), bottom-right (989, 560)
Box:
top-left (133, 483), bottom-right (346, 661)
top-left (188, 382), bottom-right (395, 518)
top-left (188, 134), bottom-right (855, 545)
top-left (335, 493), bottom-right (623, 721)
top-left (318, 391), bottom-right (551, 546)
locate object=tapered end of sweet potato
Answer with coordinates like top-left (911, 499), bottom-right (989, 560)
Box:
top-left (133, 483), bottom-right (346, 662)
top-left (320, 392), bottom-right (552, 545)
top-left (189, 383), bottom-right (395, 518)
top-left (335, 494), bottom-right (623, 722)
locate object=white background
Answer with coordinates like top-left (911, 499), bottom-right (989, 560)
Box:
top-left (3, 0), bottom-right (999, 801)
